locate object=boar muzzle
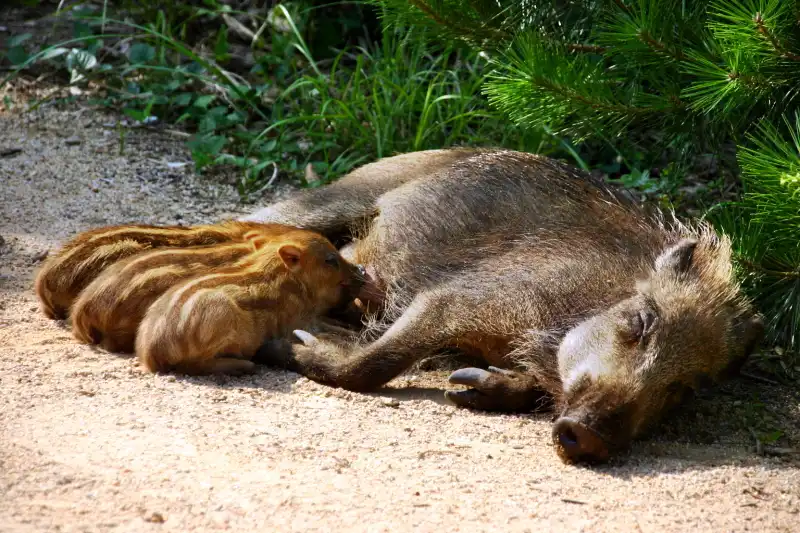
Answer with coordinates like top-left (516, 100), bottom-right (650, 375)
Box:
top-left (552, 416), bottom-right (611, 464)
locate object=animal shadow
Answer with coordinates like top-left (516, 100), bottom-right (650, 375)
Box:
top-left (596, 376), bottom-right (800, 476)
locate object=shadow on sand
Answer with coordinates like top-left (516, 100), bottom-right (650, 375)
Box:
top-left (52, 316), bottom-right (800, 475)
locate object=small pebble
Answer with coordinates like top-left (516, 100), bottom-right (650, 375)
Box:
top-left (380, 397), bottom-right (400, 408)
top-left (144, 512), bottom-right (165, 523)
top-left (30, 250), bottom-right (49, 263)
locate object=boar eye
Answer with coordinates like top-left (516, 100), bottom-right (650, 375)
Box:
top-left (325, 253), bottom-right (339, 268)
top-left (630, 309), bottom-right (657, 343)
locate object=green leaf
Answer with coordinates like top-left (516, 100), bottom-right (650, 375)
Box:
top-left (164, 79), bottom-right (182, 93)
top-left (64, 48), bottom-right (98, 84)
top-left (226, 111), bottom-right (245, 125)
top-left (128, 43), bottom-right (156, 64)
top-left (260, 139), bottom-right (278, 153)
top-left (7, 47), bottom-right (30, 66)
top-left (123, 108), bottom-right (148, 122)
top-left (87, 38), bottom-right (103, 56)
top-left (8, 33), bottom-right (33, 47)
top-left (126, 81), bottom-right (141, 95)
top-left (214, 154), bottom-right (250, 166)
top-left (40, 47), bottom-right (70, 61)
top-left (193, 95), bottom-right (216, 109)
top-left (66, 48), bottom-right (98, 72)
top-left (249, 159), bottom-right (277, 178)
top-left (199, 114), bottom-right (217, 133)
top-left (214, 26), bottom-right (230, 61)
top-left (188, 134), bottom-right (227, 156)
top-left (192, 151), bottom-right (213, 171)
top-left (72, 21), bottom-right (93, 39)
top-left (184, 62), bottom-right (206, 75)
top-left (142, 97), bottom-right (156, 117)
top-left (208, 105), bottom-right (229, 118)
top-left (173, 92), bottom-right (193, 107)
top-left (760, 430), bottom-right (784, 444)
top-left (190, 133), bottom-right (228, 172)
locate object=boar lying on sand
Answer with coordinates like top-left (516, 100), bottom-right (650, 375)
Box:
top-left (243, 148), bottom-right (764, 464)
top-left (36, 148), bottom-right (764, 464)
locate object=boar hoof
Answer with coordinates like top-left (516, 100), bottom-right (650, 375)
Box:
top-left (444, 366), bottom-right (547, 413)
top-left (448, 367), bottom-right (494, 386)
top-left (293, 329), bottom-right (319, 346)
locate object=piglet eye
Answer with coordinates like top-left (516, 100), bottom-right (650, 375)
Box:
top-left (325, 253), bottom-right (339, 268)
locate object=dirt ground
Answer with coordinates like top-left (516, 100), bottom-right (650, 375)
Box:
top-left (1, 102), bottom-right (799, 533)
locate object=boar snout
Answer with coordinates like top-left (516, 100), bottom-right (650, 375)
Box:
top-left (552, 416), bottom-right (611, 464)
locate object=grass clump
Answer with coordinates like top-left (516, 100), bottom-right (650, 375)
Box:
top-left (1, 1), bottom-right (551, 197)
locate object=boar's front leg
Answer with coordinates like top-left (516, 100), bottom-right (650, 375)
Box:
top-left (445, 367), bottom-right (550, 412)
top-left (264, 291), bottom-right (461, 391)
top-left (263, 291), bottom-right (550, 412)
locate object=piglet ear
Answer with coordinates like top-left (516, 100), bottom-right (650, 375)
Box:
top-left (243, 231), bottom-right (268, 250)
top-left (278, 244), bottom-right (304, 270)
top-left (654, 238), bottom-right (698, 277)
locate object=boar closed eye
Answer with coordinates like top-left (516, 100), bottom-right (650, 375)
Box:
top-left (630, 309), bottom-right (658, 343)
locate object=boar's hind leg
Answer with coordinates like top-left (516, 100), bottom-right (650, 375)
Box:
top-left (445, 366), bottom-right (550, 413)
top-left (239, 149), bottom-right (481, 240)
top-left (264, 292), bottom-right (457, 392)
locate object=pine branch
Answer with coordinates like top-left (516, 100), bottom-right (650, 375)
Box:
top-left (754, 11), bottom-right (800, 61)
top-left (637, 29), bottom-right (688, 61)
top-left (483, 33), bottom-right (682, 140)
top-left (406, 0), bottom-right (509, 43)
top-left (535, 78), bottom-right (651, 115)
top-left (567, 43), bottom-right (608, 54)
top-left (598, 0), bottom-right (700, 68)
top-left (711, 113), bottom-right (800, 352)
top-left (612, 0), bottom-right (632, 14)
top-left (739, 113), bottom-right (800, 193)
top-left (738, 256), bottom-right (800, 279)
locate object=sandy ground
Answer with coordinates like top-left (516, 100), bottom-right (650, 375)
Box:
top-left (1, 103), bottom-right (800, 533)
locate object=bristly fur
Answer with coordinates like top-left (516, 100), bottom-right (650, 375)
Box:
top-left (70, 239), bottom-right (269, 353)
top-left (34, 220), bottom-right (302, 320)
top-left (240, 148), bottom-right (763, 461)
top-left (136, 227), bottom-right (363, 376)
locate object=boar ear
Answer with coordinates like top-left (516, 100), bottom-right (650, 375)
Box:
top-left (654, 238), bottom-right (698, 277)
top-left (735, 311), bottom-right (765, 358)
top-left (278, 244), bottom-right (304, 270)
top-left (719, 311), bottom-right (765, 379)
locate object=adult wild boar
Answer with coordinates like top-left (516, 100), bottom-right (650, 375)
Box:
top-left (243, 148), bottom-right (764, 464)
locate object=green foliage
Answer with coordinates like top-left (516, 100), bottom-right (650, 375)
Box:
top-left (266, 28), bottom-right (548, 186)
top-left (6, 33), bottom-right (35, 65)
top-left (1, 2), bottom-right (549, 195)
top-left (379, 0), bottom-right (799, 162)
top-left (709, 114), bottom-right (800, 351)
